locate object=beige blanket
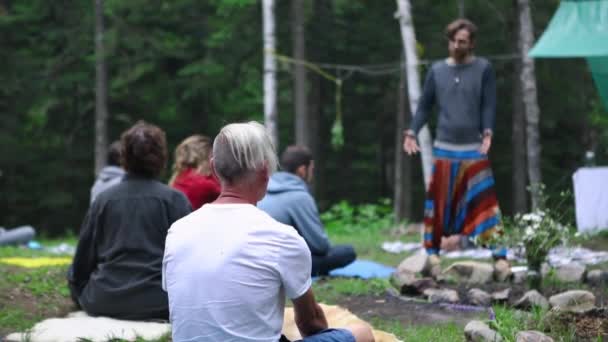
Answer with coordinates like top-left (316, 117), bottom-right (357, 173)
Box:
top-left (283, 304), bottom-right (401, 342)
top-left (6, 304), bottom-right (401, 342)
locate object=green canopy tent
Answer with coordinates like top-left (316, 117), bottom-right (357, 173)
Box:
top-left (529, 0), bottom-right (608, 109)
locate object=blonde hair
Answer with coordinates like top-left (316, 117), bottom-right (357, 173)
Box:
top-left (169, 134), bottom-right (213, 185)
top-left (212, 121), bottom-right (278, 185)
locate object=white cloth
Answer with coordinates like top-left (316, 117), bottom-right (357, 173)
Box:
top-left (162, 203), bottom-right (311, 342)
top-left (573, 167), bottom-right (608, 232)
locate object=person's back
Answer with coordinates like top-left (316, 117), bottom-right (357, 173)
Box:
top-left (163, 123), bottom-right (373, 342)
top-left (169, 135), bottom-right (220, 210)
top-left (258, 146), bottom-right (356, 276)
top-left (70, 121), bottom-right (192, 320)
top-left (79, 177), bottom-right (190, 318)
top-left (258, 171), bottom-right (329, 253)
top-left (164, 204), bottom-right (310, 340)
top-left (90, 141), bottom-right (126, 203)
top-left (171, 169), bottom-right (220, 210)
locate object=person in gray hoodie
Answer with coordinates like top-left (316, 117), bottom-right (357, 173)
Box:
top-left (258, 145), bottom-right (356, 276)
top-left (90, 141), bottom-right (126, 203)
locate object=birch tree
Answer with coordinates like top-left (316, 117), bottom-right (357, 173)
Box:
top-left (94, 0), bottom-right (108, 175)
top-left (292, 0), bottom-right (310, 149)
top-left (395, 0), bottom-right (433, 189)
top-left (262, 0), bottom-right (278, 148)
top-left (518, 0), bottom-right (542, 209)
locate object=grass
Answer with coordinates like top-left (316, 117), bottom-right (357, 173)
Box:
top-left (2, 203), bottom-right (607, 341)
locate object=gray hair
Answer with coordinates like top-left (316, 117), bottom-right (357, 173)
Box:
top-left (212, 121), bottom-right (278, 184)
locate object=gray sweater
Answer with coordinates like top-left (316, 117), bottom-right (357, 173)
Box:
top-left (410, 57), bottom-right (496, 144)
top-left (257, 172), bottom-right (330, 256)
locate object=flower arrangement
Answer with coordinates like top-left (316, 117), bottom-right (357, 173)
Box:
top-left (492, 184), bottom-right (574, 288)
top-left (513, 209), bottom-right (571, 272)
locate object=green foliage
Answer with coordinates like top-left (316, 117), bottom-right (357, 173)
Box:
top-left (491, 185), bottom-right (575, 273)
top-left (0, 0), bottom-right (600, 238)
top-left (320, 199), bottom-right (393, 235)
top-left (312, 278), bottom-right (390, 304)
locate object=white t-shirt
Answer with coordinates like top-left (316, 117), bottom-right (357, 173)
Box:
top-left (162, 203), bottom-right (312, 342)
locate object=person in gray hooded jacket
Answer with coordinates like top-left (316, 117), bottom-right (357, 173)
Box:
top-left (90, 141), bottom-right (126, 204)
top-left (258, 145), bottom-right (356, 276)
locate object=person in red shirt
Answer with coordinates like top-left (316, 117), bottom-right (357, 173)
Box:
top-left (169, 135), bottom-right (221, 209)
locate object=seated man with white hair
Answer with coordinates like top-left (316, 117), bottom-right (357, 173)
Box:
top-left (162, 122), bottom-right (374, 342)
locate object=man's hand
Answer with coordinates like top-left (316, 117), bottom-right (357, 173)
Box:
top-left (403, 131), bottom-right (420, 155)
top-left (479, 135), bottom-right (492, 155)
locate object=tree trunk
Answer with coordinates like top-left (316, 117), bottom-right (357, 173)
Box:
top-left (307, 0), bottom-right (329, 198)
top-left (263, 0), bottom-right (278, 149)
top-left (458, 0), bottom-right (465, 18)
top-left (394, 68), bottom-right (412, 222)
top-left (94, 0), bottom-right (108, 176)
top-left (395, 0), bottom-right (434, 189)
top-left (512, 0), bottom-right (528, 214)
top-left (518, 0), bottom-right (542, 210)
top-left (292, 0), bottom-right (309, 149)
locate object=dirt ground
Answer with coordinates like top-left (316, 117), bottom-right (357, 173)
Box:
top-left (336, 281), bottom-right (608, 340)
top-left (337, 292), bottom-right (490, 327)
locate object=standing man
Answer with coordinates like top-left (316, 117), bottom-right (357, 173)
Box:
top-left (258, 145), bottom-right (356, 276)
top-left (163, 122), bottom-right (373, 342)
top-left (403, 19), bottom-right (506, 277)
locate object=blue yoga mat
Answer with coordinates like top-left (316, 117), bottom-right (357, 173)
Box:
top-left (328, 259), bottom-right (395, 279)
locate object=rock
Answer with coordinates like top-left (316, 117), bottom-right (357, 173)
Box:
top-left (423, 254), bottom-right (442, 278)
top-left (400, 278), bottom-right (438, 296)
top-left (494, 259), bottom-right (512, 282)
top-left (516, 330), bottom-right (554, 342)
top-left (513, 290), bottom-right (549, 310)
top-left (423, 288), bottom-right (460, 303)
top-left (512, 268), bottom-right (527, 284)
top-left (391, 269), bottom-right (417, 292)
top-left (397, 251), bottom-right (428, 274)
top-left (554, 263), bottom-right (586, 283)
top-left (464, 320), bottom-right (503, 342)
top-left (468, 288), bottom-right (492, 306)
top-left (549, 290), bottom-right (596, 313)
top-left (491, 288), bottom-right (511, 304)
top-left (585, 269), bottom-right (608, 286)
top-left (444, 261), bottom-right (494, 284)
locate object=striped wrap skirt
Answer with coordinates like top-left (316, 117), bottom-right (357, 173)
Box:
top-left (423, 143), bottom-right (503, 256)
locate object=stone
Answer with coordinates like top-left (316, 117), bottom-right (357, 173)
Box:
top-left (423, 254), bottom-right (442, 278)
top-left (512, 268), bottom-right (527, 284)
top-left (494, 259), bottom-right (512, 282)
top-left (513, 290), bottom-right (549, 310)
top-left (390, 269), bottom-right (417, 292)
top-left (400, 278), bottom-right (438, 296)
top-left (549, 290), bottom-right (596, 313)
top-left (397, 251), bottom-right (428, 274)
top-left (423, 288), bottom-right (460, 303)
top-left (444, 261), bottom-right (494, 284)
top-left (468, 288), bottom-right (492, 306)
top-left (585, 269), bottom-right (608, 286)
top-left (516, 330), bottom-right (554, 342)
top-left (464, 320), bottom-right (503, 342)
top-left (491, 288), bottom-right (511, 304)
top-left (554, 263), bottom-right (586, 283)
